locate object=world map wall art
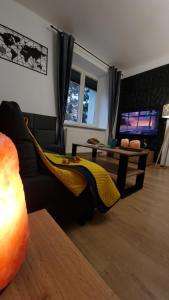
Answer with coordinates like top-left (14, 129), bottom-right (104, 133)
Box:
top-left (0, 24), bottom-right (48, 75)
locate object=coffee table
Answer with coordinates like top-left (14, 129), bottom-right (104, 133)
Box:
top-left (1, 210), bottom-right (119, 300)
top-left (72, 143), bottom-right (149, 197)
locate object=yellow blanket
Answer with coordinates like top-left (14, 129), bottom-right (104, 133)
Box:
top-left (26, 122), bottom-right (120, 212)
top-left (45, 152), bottom-right (120, 209)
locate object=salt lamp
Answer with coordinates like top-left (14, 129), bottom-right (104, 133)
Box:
top-left (0, 133), bottom-right (29, 291)
top-left (129, 140), bottom-right (141, 149)
top-left (121, 138), bottom-right (129, 148)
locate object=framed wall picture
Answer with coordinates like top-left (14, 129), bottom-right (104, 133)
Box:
top-left (0, 24), bottom-right (48, 75)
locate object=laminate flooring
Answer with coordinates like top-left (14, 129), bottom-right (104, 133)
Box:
top-left (66, 159), bottom-right (169, 300)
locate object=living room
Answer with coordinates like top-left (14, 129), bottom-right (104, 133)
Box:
top-left (0, 0), bottom-right (169, 299)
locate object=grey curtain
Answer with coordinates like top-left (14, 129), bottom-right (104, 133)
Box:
top-left (108, 66), bottom-right (122, 144)
top-left (56, 31), bottom-right (74, 152)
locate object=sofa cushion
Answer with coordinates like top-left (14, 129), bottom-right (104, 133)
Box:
top-left (23, 112), bottom-right (65, 154)
top-left (33, 114), bottom-right (56, 130)
top-left (33, 129), bottom-right (56, 146)
top-left (43, 143), bottom-right (63, 153)
top-left (0, 101), bottom-right (39, 177)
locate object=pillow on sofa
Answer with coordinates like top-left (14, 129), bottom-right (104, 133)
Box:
top-left (0, 101), bottom-right (39, 177)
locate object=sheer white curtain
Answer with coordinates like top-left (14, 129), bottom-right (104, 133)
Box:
top-left (160, 120), bottom-right (169, 166)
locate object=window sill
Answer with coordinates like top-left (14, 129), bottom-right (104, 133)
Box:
top-left (64, 122), bottom-right (106, 131)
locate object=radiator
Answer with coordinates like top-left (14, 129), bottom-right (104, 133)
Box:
top-left (64, 126), bottom-right (107, 154)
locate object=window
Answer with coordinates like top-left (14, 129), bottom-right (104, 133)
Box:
top-left (65, 69), bottom-right (81, 122)
top-left (65, 69), bottom-right (98, 125)
top-left (82, 76), bottom-right (97, 125)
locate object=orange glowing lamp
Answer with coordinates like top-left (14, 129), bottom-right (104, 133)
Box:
top-left (0, 133), bottom-right (29, 291)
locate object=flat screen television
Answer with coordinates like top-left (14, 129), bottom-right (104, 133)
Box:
top-left (119, 110), bottom-right (160, 136)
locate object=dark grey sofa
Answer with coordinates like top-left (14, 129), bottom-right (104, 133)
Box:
top-left (23, 112), bottom-right (64, 154)
top-left (0, 101), bottom-right (94, 226)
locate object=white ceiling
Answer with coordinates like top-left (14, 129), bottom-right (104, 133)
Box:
top-left (14, 0), bottom-right (169, 75)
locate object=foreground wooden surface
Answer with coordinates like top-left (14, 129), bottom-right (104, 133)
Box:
top-left (1, 210), bottom-right (118, 300)
top-left (66, 163), bottom-right (169, 300)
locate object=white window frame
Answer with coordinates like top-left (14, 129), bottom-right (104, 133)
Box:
top-left (64, 65), bottom-right (98, 127)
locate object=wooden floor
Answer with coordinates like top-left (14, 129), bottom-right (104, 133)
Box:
top-left (65, 156), bottom-right (169, 300)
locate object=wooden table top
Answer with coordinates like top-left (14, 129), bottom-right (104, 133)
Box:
top-left (1, 210), bottom-right (119, 300)
top-left (73, 143), bottom-right (149, 157)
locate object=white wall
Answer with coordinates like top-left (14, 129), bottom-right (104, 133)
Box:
top-left (0, 0), bottom-right (109, 153)
top-left (0, 2), bottom-right (109, 121)
top-left (0, 0), bottom-right (56, 116)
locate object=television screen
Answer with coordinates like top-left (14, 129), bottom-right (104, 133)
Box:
top-left (119, 110), bottom-right (160, 135)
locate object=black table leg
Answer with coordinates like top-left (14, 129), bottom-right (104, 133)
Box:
top-left (136, 154), bottom-right (147, 189)
top-left (117, 155), bottom-right (128, 195)
top-left (72, 144), bottom-right (77, 156)
top-left (92, 148), bottom-right (97, 159)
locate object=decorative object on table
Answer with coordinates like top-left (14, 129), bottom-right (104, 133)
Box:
top-left (120, 138), bottom-right (129, 148)
top-left (142, 139), bottom-right (148, 148)
top-left (156, 104), bottom-right (169, 167)
top-left (86, 139), bottom-right (110, 148)
top-left (110, 138), bottom-right (117, 148)
top-left (120, 146), bottom-right (142, 152)
top-left (120, 139), bottom-right (142, 151)
top-left (87, 138), bottom-right (100, 145)
top-left (129, 140), bottom-right (141, 149)
top-left (0, 24), bottom-right (48, 75)
top-left (0, 133), bottom-right (29, 291)
top-left (62, 155), bottom-right (81, 164)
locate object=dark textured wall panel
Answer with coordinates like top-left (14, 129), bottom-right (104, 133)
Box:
top-left (117, 64), bottom-right (169, 160)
